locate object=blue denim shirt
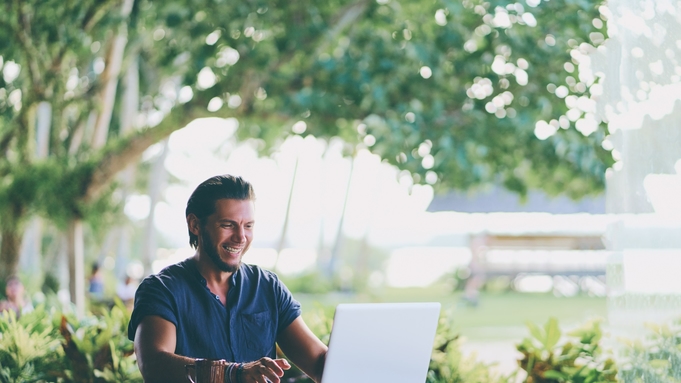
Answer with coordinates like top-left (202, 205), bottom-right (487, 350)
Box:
top-left (128, 258), bottom-right (301, 362)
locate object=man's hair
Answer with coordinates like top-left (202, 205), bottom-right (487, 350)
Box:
top-left (185, 174), bottom-right (256, 249)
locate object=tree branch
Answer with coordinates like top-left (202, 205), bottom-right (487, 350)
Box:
top-left (91, 0), bottom-right (135, 149)
top-left (14, 0), bottom-right (45, 96)
top-left (82, 84), bottom-right (302, 203)
top-left (83, 100), bottom-right (214, 203)
top-left (0, 128), bottom-right (16, 157)
top-left (82, 0), bottom-right (120, 32)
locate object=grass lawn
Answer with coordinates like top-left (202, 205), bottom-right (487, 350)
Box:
top-left (296, 283), bottom-right (607, 342)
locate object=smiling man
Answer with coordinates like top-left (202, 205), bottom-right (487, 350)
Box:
top-left (128, 175), bottom-right (327, 383)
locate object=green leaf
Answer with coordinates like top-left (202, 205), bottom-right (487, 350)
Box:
top-left (544, 317), bottom-right (562, 350)
top-left (527, 321), bottom-right (545, 345)
top-left (543, 370), bottom-right (568, 381)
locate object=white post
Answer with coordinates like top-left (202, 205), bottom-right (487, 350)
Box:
top-left (68, 220), bottom-right (86, 316)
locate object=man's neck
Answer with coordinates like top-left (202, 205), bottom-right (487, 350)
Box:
top-left (193, 253), bottom-right (234, 293)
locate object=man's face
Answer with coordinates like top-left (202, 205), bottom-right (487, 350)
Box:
top-left (198, 199), bottom-right (255, 273)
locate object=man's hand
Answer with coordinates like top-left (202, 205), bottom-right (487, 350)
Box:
top-left (239, 357), bottom-right (291, 383)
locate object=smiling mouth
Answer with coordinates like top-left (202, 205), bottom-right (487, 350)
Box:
top-left (223, 245), bottom-right (244, 254)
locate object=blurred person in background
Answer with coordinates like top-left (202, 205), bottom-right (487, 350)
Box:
top-left (0, 275), bottom-right (33, 318)
top-left (116, 275), bottom-right (138, 310)
top-left (88, 262), bottom-right (105, 300)
top-left (128, 174), bottom-right (327, 383)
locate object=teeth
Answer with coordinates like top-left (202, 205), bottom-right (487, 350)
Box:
top-left (224, 246), bottom-right (243, 253)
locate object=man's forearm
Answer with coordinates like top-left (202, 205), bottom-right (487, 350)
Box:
top-left (138, 350), bottom-right (196, 383)
top-left (310, 351), bottom-right (327, 383)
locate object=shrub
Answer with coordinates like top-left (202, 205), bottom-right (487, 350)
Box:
top-left (281, 272), bottom-right (334, 295)
top-left (0, 300), bottom-right (141, 383)
top-left (428, 312), bottom-right (511, 383)
top-left (517, 317), bottom-right (617, 383)
top-left (0, 307), bottom-right (63, 383)
top-left (54, 300), bottom-right (142, 383)
top-left (618, 321), bottom-right (681, 383)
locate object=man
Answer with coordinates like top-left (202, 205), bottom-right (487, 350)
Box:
top-left (128, 175), bottom-right (327, 383)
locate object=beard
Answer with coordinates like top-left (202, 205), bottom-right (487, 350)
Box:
top-left (201, 229), bottom-right (240, 273)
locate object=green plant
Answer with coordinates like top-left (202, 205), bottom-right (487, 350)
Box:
top-left (0, 301), bottom-right (141, 383)
top-left (618, 321), bottom-right (681, 383)
top-left (517, 317), bottom-right (617, 383)
top-left (53, 300), bottom-right (141, 383)
top-left (281, 272), bottom-right (334, 295)
top-left (0, 306), bottom-right (63, 383)
top-left (428, 312), bottom-right (510, 383)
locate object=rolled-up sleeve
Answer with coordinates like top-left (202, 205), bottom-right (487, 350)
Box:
top-left (271, 273), bottom-right (301, 335)
top-left (128, 275), bottom-right (178, 341)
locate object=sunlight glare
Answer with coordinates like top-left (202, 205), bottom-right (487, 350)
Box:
top-left (178, 86), bottom-right (193, 103)
top-left (197, 67), bottom-right (217, 89)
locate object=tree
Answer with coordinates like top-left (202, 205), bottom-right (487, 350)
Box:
top-left (0, 0), bottom-right (612, 307)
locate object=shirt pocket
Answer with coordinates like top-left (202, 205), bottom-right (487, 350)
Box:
top-left (240, 311), bottom-right (275, 358)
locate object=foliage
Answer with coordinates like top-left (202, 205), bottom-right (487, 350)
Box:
top-left (0, 0), bottom-right (612, 237)
top-left (11, 300), bottom-right (681, 383)
top-left (281, 271), bottom-right (335, 295)
top-left (517, 317), bottom-right (617, 383)
top-left (0, 0), bottom-right (614, 302)
top-left (0, 307), bottom-right (63, 383)
top-left (428, 311), bottom-right (511, 383)
top-left (56, 300), bottom-right (142, 383)
top-left (0, 301), bottom-right (141, 383)
top-left (618, 321), bottom-right (681, 383)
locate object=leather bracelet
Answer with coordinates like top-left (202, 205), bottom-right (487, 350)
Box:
top-left (224, 363), bottom-right (232, 383)
top-left (235, 363), bottom-right (244, 383)
top-left (225, 362), bottom-right (237, 383)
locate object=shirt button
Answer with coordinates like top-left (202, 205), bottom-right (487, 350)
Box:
top-left (215, 295), bottom-right (220, 300)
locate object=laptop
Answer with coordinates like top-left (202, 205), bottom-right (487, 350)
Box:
top-left (320, 302), bottom-right (441, 383)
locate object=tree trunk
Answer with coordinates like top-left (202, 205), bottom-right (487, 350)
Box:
top-left (35, 101), bottom-right (51, 157)
top-left (142, 139), bottom-right (170, 276)
top-left (19, 101), bottom-right (52, 276)
top-left (0, 228), bottom-right (21, 281)
top-left (67, 220), bottom-right (85, 316)
top-left (19, 218), bottom-right (42, 276)
top-left (327, 154), bottom-right (355, 277)
top-left (91, 0), bottom-right (135, 148)
top-left (315, 143), bottom-right (332, 273)
top-left (272, 155), bottom-right (299, 272)
top-left (112, 54), bottom-right (140, 280)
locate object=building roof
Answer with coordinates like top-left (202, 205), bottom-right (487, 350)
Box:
top-left (426, 186), bottom-right (605, 214)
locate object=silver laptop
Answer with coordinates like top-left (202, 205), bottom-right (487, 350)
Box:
top-left (320, 302), bottom-right (441, 383)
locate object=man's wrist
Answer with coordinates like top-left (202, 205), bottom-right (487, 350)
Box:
top-left (224, 362), bottom-right (239, 383)
top-left (236, 363), bottom-right (244, 383)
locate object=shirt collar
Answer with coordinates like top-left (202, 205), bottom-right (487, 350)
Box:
top-left (184, 257), bottom-right (242, 287)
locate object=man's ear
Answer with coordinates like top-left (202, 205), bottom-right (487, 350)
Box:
top-left (187, 214), bottom-right (201, 236)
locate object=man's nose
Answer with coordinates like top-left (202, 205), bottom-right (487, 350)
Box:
top-left (233, 226), bottom-right (246, 242)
